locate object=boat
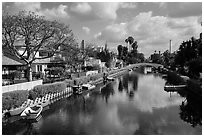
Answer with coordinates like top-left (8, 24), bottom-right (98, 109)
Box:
top-left (9, 107), bottom-right (27, 116)
top-left (20, 105), bottom-right (43, 121)
top-left (164, 84), bottom-right (186, 92)
top-left (161, 74), bottom-right (167, 79)
top-left (72, 85), bottom-right (83, 95)
top-left (9, 99), bottom-right (31, 116)
top-left (82, 83), bottom-right (96, 90)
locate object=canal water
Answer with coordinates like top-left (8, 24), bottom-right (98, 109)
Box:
top-left (2, 71), bottom-right (202, 135)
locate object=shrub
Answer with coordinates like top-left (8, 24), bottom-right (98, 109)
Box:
top-left (166, 71), bottom-right (185, 85)
top-left (30, 82), bottom-right (66, 99)
top-left (187, 79), bottom-right (202, 96)
top-left (2, 90), bottom-right (29, 110)
top-left (64, 79), bottom-right (74, 87)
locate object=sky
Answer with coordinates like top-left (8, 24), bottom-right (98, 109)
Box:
top-left (2, 2), bottom-right (202, 57)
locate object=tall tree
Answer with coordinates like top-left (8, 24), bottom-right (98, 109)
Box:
top-left (125, 36), bottom-right (134, 51)
top-left (117, 45), bottom-right (123, 59)
top-left (132, 41), bottom-right (138, 51)
top-left (3, 11), bottom-right (75, 81)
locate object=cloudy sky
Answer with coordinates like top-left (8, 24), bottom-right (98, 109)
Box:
top-left (2, 2), bottom-right (202, 57)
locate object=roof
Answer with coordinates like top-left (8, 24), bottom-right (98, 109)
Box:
top-left (33, 58), bottom-right (51, 64)
top-left (2, 55), bottom-right (24, 65)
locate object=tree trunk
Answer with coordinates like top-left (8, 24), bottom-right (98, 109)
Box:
top-left (26, 63), bottom-right (32, 82)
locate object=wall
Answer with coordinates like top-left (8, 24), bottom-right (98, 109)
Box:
top-left (2, 80), bottom-right (43, 93)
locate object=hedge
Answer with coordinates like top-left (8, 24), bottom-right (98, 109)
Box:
top-left (2, 90), bottom-right (29, 110)
top-left (29, 82), bottom-right (67, 100)
top-left (187, 79), bottom-right (202, 96)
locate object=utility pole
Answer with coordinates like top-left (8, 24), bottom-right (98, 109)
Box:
top-left (169, 40), bottom-right (172, 54)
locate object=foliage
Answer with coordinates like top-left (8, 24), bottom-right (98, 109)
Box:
top-left (2, 90), bottom-right (29, 110)
top-left (174, 36), bottom-right (202, 78)
top-left (97, 49), bottom-right (115, 68)
top-left (187, 57), bottom-right (202, 78)
top-left (117, 36), bottom-right (144, 65)
top-left (125, 36), bottom-right (134, 46)
top-left (47, 67), bottom-right (64, 77)
top-left (32, 71), bottom-right (43, 79)
top-left (30, 82), bottom-right (67, 99)
top-left (2, 11), bottom-right (75, 81)
top-left (166, 71), bottom-right (185, 85)
top-left (117, 45), bottom-right (123, 59)
top-left (84, 43), bottom-right (99, 58)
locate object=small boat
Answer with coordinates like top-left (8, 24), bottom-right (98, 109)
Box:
top-left (20, 105), bottom-right (43, 121)
top-left (72, 85), bottom-right (83, 94)
top-left (82, 83), bottom-right (96, 90)
top-left (161, 74), bottom-right (167, 79)
top-left (107, 77), bottom-right (115, 81)
top-left (9, 107), bottom-right (27, 116)
top-left (129, 69), bottom-right (133, 71)
top-left (164, 84), bottom-right (186, 92)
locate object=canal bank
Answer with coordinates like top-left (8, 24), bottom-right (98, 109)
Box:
top-left (2, 65), bottom-right (130, 120)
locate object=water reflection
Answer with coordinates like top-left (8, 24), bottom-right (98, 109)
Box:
top-left (101, 83), bottom-right (115, 103)
top-left (179, 93), bottom-right (202, 127)
top-left (118, 78), bottom-right (123, 92)
top-left (2, 70), bottom-right (202, 135)
top-left (118, 72), bottom-right (139, 94)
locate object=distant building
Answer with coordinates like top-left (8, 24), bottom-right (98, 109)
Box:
top-left (84, 57), bottom-right (102, 67)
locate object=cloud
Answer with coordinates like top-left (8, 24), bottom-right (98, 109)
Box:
top-left (90, 2), bottom-right (121, 20)
top-left (70, 2), bottom-right (137, 21)
top-left (95, 23), bottom-right (127, 42)
top-left (40, 4), bottom-right (69, 20)
top-left (70, 2), bottom-right (91, 14)
top-left (120, 2), bottom-right (137, 9)
top-left (71, 2), bottom-right (121, 21)
top-left (161, 2), bottom-right (202, 18)
top-left (3, 2), bottom-right (70, 21)
top-left (82, 26), bottom-right (90, 34)
top-left (94, 32), bottom-right (102, 39)
top-left (3, 2), bottom-right (41, 14)
top-left (95, 11), bottom-right (201, 56)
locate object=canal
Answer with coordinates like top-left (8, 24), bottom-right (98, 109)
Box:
top-left (2, 70), bottom-right (202, 135)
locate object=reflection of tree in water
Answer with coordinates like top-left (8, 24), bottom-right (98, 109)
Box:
top-left (118, 77), bottom-right (123, 92)
top-left (179, 93), bottom-right (202, 127)
top-left (129, 73), bottom-right (139, 91)
top-left (122, 74), bottom-right (129, 92)
top-left (23, 122), bottom-right (38, 135)
top-left (2, 117), bottom-right (38, 135)
top-left (66, 95), bottom-right (98, 115)
top-left (101, 83), bottom-right (114, 103)
top-left (119, 73), bottom-right (139, 94)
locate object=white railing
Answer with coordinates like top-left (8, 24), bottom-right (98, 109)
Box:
top-left (2, 80), bottom-right (43, 93)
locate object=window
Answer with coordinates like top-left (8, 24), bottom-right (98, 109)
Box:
top-left (37, 65), bottom-right (42, 72)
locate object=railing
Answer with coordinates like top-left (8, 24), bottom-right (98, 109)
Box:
top-left (2, 80), bottom-right (43, 93)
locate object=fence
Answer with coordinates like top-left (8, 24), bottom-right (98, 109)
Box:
top-left (2, 80), bottom-right (43, 93)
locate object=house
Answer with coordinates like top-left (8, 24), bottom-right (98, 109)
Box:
top-left (2, 46), bottom-right (65, 83)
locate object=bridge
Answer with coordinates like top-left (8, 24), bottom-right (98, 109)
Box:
top-left (127, 63), bottom-right (163, 69)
